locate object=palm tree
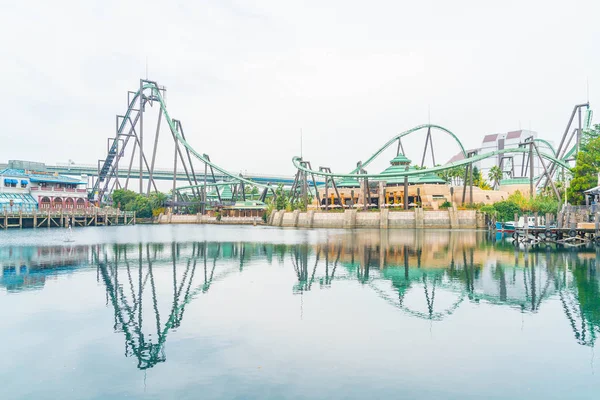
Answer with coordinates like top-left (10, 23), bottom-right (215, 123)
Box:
top-left (488, 166), bottom-right (503, 189)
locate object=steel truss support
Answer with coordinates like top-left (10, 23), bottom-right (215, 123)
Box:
top-left (93, 79), bottom-right (271, 209)
top-left (525, 139), bottom-right (561, 201)
top-left (355, 162), bottom-right (369, 211)
top-left (461, 151), bottom-right (476, 205)
top-left (203, 154), bottom-right (221, 203)
top-left (104, 111), bottom-right (159, 201)
top-left (420, 126), bottom-right (436, 168)
top-left (289, 159), bottom-right (313, 209)
top-left (499, 156), bottom-right (514, 179)
top-left (92, 81), bottom-right (205, 204)
top-left (543, 103), bottom-right (589, 191)
top-left (170, 119), bottom-right (199, 198)
top-left (397, 138), bottom-right (405, 156)
top-left (319, 166), bottom-right (343, 210)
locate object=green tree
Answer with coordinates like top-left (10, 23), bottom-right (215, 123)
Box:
top-left (507, 190), bottom-right (529, 210)
top-left (274, 184), bottom-right (287, 210)
top-left (488, 166), bottom-right (503, 189)
top-left (493, 200), bottom-right (522, 222)
top-left (149, 191), bottom-right (167, 209)
top-left (452, 166), bottom-right (467, 186)
top-left (111, 189), bottom-right (169, 218)
top-left (436, 165), bottom-right (452, 184)
top-left (125, 196), bottom-right (153, 218)
top-left (472, 166), bottom-right (483, 187)
top-left (112, 189), bottom-right (138, 210)
top-left (568, 124), bottom-right (600, 204)
top-left (529, 195), bottom-right (560, 215)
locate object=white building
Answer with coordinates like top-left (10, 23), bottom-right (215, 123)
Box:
top-left (448, 130), bottom-right (550, 183)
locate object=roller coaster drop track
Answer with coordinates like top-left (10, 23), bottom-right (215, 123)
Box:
top-left (91, 80), bottom-right (274, 206)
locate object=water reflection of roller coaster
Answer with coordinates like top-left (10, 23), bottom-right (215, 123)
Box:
top-left (93, 242), bottom-right (269, 369)
top-left (3, 236), bottom-right (598, 369)
top-left (90, 239), bottom-right (599, 370)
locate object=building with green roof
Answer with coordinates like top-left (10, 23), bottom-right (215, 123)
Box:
top-left (314, 153), bottom-right (450, 209)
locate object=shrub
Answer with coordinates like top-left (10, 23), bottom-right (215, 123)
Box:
top-left (465, 202), bottom-right (485, 210)
top-left (493, 200), bottom-right (521, 222)
top-left (439, 201), bottom-right (452, 209)
top-left (529, 196), bottom-right (560, 215)
top-left (507, 190), bottom-right (529, 210)
top-left (152, 207), bottom-right (166, 217)
top-left (479, 204), bottom-right (496, 215)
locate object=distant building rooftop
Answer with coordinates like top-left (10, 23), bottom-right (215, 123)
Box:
top-left (8, 160), bottom-right (47, 172)
top-left (0, 168), bottom-right (85, 185)
top-left (482, 134), bottom-right (498, 143)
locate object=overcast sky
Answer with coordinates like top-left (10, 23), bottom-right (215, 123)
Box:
top-left (1, 0), bottom-right (599, 177)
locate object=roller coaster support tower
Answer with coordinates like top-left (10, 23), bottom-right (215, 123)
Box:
top-left (91, 79), bottom-right (272, 208)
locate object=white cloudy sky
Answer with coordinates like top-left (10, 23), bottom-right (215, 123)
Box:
top-left (1, 0), bottom-right (599, 177)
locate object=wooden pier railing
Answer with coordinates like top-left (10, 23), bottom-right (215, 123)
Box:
top-left (0, 208), bottom-right (136, 229)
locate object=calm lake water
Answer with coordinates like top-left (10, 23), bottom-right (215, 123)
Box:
top-left (1, 225), bottom-right (600, 399)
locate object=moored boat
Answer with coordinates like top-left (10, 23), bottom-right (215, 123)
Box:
top-left (495, 221), bottom-right (515, 233)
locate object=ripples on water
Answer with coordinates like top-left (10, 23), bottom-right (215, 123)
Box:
top-left (1, 225), bottom-right (599, 399)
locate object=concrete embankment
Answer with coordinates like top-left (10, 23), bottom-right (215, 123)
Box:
top-left (156, 214), bottom-right (263, 225)
top-left (268, 209), bottom-right (485, 229)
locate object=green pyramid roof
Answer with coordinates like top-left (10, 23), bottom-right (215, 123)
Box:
top-left (208, 184), bottom-right (233, 200)
top-left (336, 177), bottom-right (361, 188)
top-left (378, 154), bottom-right (446, 185)
top-left (389, 154), bottom-right (412, 165)
top-left (415, 173), bottom-right (447, 184)
top-left (379, 161), bottom-right (418, 185)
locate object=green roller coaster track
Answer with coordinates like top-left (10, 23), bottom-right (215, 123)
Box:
top-left (101, 81), bottom-right (592, 198)
top-left (293, 146), bottom-right (571, 180)
top-left (348, 124), bottom-right (467, 174)
top-left (104, 82), bottom-right (271, 194)
top-left (295, 111), bottom-right (598, 184)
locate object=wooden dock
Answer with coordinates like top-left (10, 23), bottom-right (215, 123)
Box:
top-left (511, 227), bottom-right (600, 246)
top-left (0, 208), bottom-right (136, 229)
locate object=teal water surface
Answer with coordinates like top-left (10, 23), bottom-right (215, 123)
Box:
top-left (1, 225), bottom-right (600, 399)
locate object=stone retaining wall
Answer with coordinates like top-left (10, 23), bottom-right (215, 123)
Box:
top-left (157, 214), bottom-right (263, 225)
top-left (269, 209), bottom-right (483, 229)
